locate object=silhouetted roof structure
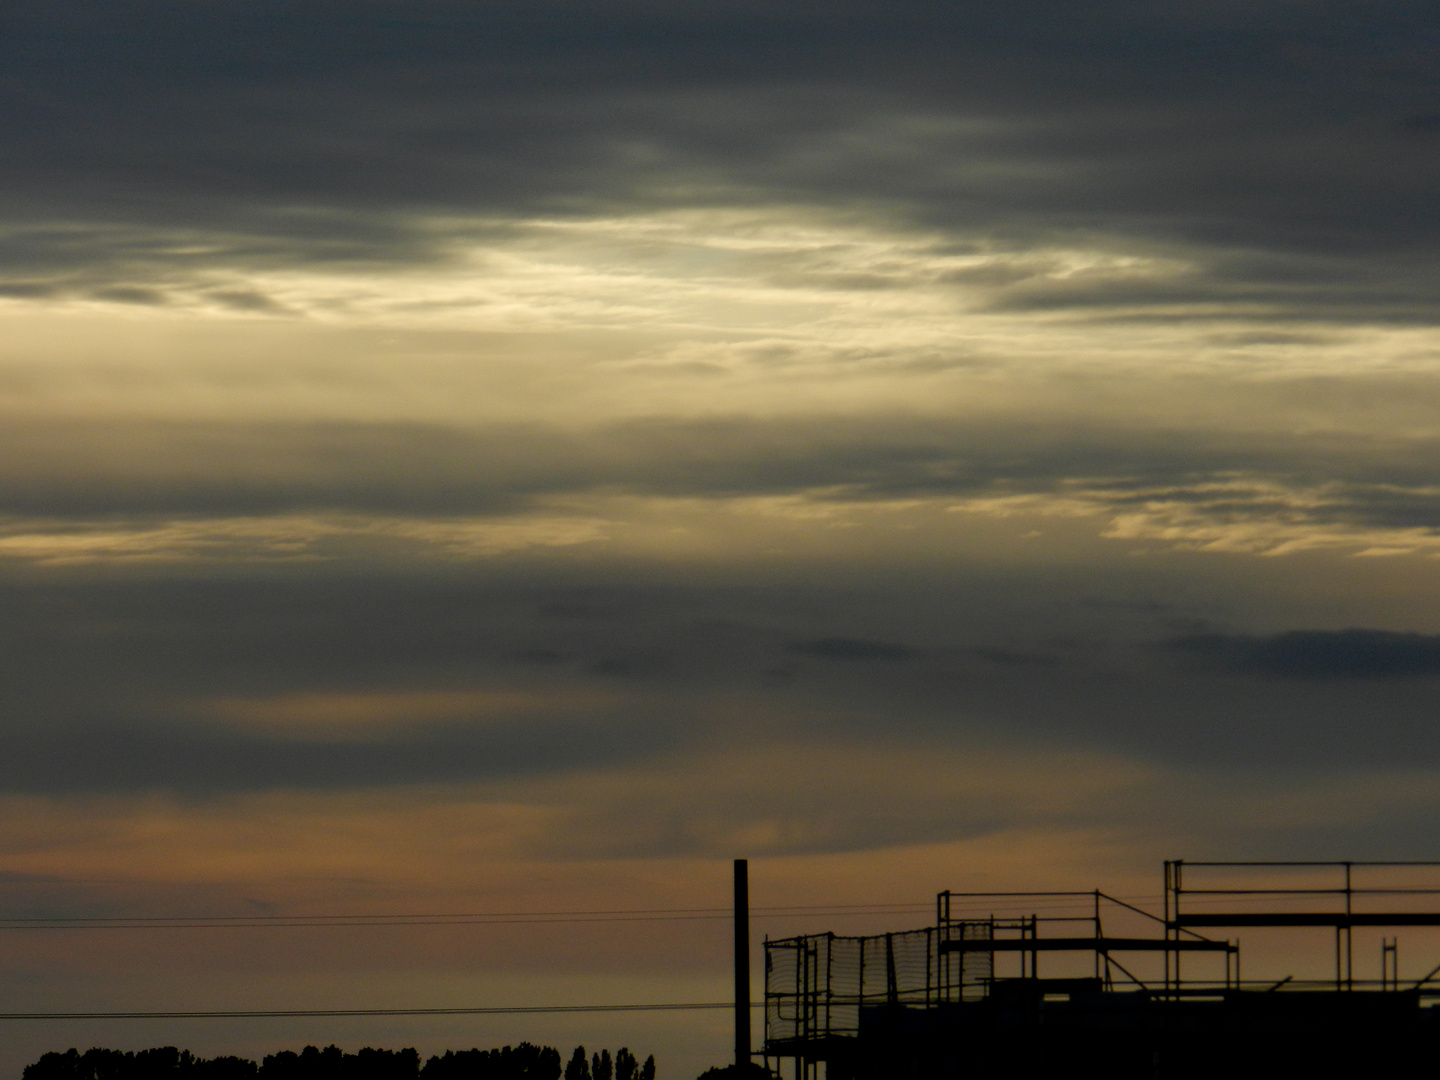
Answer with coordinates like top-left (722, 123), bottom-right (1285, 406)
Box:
top-left (762, 860), bottom-right (1440, 1080)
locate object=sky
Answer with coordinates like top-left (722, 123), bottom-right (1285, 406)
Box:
top-left (4, 0), bottom-right (1440, 1073)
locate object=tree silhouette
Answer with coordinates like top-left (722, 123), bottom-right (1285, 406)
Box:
top-left (421, 1044), bottom-right (561, 1080)
top-left (25, 1048), bottom-right (258, 1080)
top-left (562, 1048), bottom-right (589, 1080)
top-left (260, 1046), bottom-right (420, 1080)
top-left (692, 1065), bottom-right (775, 1080)
top-left (25, 1044), bottom-right (646, 1080)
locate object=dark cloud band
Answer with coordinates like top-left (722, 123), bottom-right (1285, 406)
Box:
top-left (1, 415), bottom-right (1439, 546)
top-left (1170, 629), bottom-right (1440, 679)
top-left (3, 0), bottom-right (1440, 322)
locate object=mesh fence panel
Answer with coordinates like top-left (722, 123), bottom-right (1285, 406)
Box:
top-left (764, 923), bottom-right (993, 1045)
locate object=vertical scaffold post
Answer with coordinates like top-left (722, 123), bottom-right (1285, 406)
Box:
top-left (1174, 861), bottom-right (1183, 995)
top-left (735, 859), bottom-right (751, 1070)
top-left (797, 937), bottom-right (810, 1080)
top-left (885, 932), bottom-right (898, 1006)
top-left (1336, 869), bottom-right (1347, 996)
top-left (1163, 861), bottom-right (1172, 996)
top-left (1027, 915), bottom-right (1038, 981)
top-left (1093, 891), bottom-right (1102, 980)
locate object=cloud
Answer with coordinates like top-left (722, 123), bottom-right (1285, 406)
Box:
top-left (510, 738), bottom-right (1157, 859)
top-left (0, 414), bottom-right (1439, 562)
top-left (0, 514), bottom-right (608, 566)
top-left (7, 5), bottom-right (1440, 1067)
top-left (0, 704), bottom-right (680, 797)
top-left (1, 0), bottom-right (1440, 327)
top-left (2, 558), bottom-right (1439, 801)
top-left (196, 688), bottom-right (627, 741)
top-left (787, 637), bottom-right (917, 661)
top-left (1170, 629), bottom-right (1440, 679)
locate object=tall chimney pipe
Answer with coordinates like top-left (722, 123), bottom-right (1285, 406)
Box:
top-left (734, 858), bottom-right (751, 1070)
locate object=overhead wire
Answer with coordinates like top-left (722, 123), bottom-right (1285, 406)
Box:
top-left (1, 892), bottom-right (1309, 930)
top-left (0, 902), bottom-right (932, 930)
top-left (0, 1003), bottom-right (735, 1022)
top-left (0, 892), bottom-right (1353, 1022)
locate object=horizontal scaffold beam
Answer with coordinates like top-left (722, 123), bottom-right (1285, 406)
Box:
top-left (939, 937), bottom-right (1234, 953)
top-left (1173, 913), bottom-right (1440, 928)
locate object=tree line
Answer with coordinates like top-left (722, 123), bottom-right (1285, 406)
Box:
top-left (24, 1043), bottom-right (656, 1080)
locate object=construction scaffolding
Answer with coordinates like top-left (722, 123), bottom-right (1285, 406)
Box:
top-left (1164, 859), bottom-right (1440, 992)
top-left (765, 923), bottom-right (992, 1050)
top-left (762, 860), bottom-right (1440, 1080)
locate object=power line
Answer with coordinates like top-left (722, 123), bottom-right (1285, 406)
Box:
top-left (4, 909), bottom-right (722, 924)
top-left (0, 902), bottom-right (927, 920)
top-left (0, 893), bottom-right (1238, 932)
top-left (0, 903), bottom-right (931, 931)
top-left (0, 1003), bottom-right (734, 1021)
top-left (0, 895), bottom-right (1235, 930)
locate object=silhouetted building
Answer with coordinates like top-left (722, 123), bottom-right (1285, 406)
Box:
top-left (762, 860), bottom-right (1440, 1080)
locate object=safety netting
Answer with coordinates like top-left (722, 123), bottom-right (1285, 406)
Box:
top-left (764, 923), bottom-right (993, 1044)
